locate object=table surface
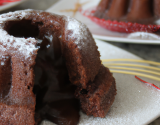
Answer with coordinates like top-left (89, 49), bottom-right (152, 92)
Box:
top-left (0, 0), bottom-right (160, 124)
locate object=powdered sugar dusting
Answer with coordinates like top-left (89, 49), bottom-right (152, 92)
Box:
top-left (65, 16), bottom-right (91, 48)
top-left (0, 9), bottom-right (32, 22)
top-left (0, 29), bottom-right (37, 59)
top-left (1, 61), bottom-right (4, 65)
top-left (0, 10), bottom-right (38, 60)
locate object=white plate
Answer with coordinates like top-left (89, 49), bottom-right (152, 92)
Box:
top-left (0, 0), bottom-right (26, 12)
top-left (47, 0), bottom-right (160, 44)
top-left (40, 39), bottom-right (160, 125)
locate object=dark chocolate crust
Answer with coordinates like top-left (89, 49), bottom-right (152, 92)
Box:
top-left (75, 65), bottom-right (117, 117)
top-left (94, 0), bottom-right (160, 24)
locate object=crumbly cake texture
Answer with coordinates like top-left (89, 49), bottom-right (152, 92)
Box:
top-left (0, 9), bottom-right (102, 124)
top-left (0, 104), bottom-right (35, 125)
top-left (75, 65), bottom-right (116, 117)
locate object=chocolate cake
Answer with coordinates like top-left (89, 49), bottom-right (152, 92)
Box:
top-left (0, 10), bottom-right (116, 125)
top-left (94, 0), bottom-right (160, 24)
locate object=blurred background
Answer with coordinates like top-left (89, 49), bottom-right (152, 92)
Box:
top-left (0, 0), bottom-right (160, 125)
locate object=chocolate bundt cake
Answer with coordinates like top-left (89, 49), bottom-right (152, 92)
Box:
top-left (0, 10), bottom-right (116, 125)
top-left (94, 0), bottom-right (160, 24)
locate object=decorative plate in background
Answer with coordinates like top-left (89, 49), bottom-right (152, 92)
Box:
top-left (0, 0), bottom-right (26, 12)
top-left (40, 39), bottom-right (160, 125)
top-left (47, 0), bottom-right (160, 44)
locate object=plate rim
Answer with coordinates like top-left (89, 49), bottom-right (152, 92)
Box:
top-left (93, 35), bottom-right (160, 44)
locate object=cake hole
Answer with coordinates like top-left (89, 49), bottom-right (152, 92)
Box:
top-left (35, 22), bottom-right (43, 25)
top-left (11, 110), bottom-right (16, 116)
top-left (4, 20), bottom-right (40, 38)
top-left (24, 71), bottom-right (27, 75)
top-left (80, 89), bottom-right (88, 94)
top-left (28, 86), bottom-right (30, 90)
top-left (24, 63), bottom-right (27, 67)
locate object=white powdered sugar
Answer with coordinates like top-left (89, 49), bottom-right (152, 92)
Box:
top-left (65, 16), bottom-right (90, 47)
top-left (0, 11), bottom-right (26, 22)
top-left (0, 30), bottom-right (37, 59)
top-left (0, 10), bottom-right (38, 60)
top-left (1, 61), bottom-right (5, 66)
